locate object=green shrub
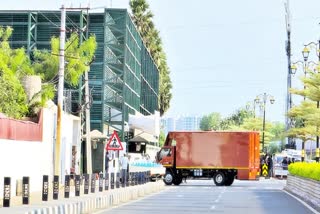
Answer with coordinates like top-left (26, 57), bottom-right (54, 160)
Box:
top-left (288, 162), bottom-right (320, 181)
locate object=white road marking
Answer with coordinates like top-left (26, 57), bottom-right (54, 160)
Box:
top-left (283, 190), bottom-right (320, 214)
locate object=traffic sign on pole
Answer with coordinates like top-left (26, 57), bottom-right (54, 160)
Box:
top-left (106, 131), bottom-right (123, 151)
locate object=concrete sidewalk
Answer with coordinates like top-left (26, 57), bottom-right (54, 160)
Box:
top-left (0, 181), bottom-right (165, 214)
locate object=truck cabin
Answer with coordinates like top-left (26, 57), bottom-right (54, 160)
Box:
top-left (157, 147), bottom-right (171, 161)
top-left (156, 134), bottom-right (176, 164)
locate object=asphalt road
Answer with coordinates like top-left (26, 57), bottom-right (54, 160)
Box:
top-left (96, 178), bottom-right (318, 214)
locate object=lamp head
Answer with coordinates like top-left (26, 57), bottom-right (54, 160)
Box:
top-left (270, 97), bottom-right (275, 104)
top-left (290, 64), bottom-right (297, 75)
top-left (302, 46), bottom-right (310, 61)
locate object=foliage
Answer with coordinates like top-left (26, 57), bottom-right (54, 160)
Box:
top-left (269, 122), bottom-right (286, 141)
top-left (0, 26), bottom-right (97, 119)
top-left (158, 130), bottom-right (166, 147)
top-left (267, 142), bottom-right (281, 155)
top-left (288, 162), bottom-right (320, 181)
top-left (0, 26), bottom-right (29, 118)
top-left (288, 68), bottom-right (320, 141)
top-left (201, 104), bottom-right (285, 151)
top-left (130, 0), bottom-right (172, 116)
top-left (33, 33), bottom-right (97, 86)
top-left (200, 112), bottom-right (222, 131)
top-left (0, 69), bottom-right (28, 118)
top-left (220, 106), bottom-right (254, 130)
top-left (228, 108), bottom-right (253, 126)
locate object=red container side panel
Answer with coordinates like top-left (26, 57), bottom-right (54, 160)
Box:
top-left (0, 111), bottom-right (43, 141)
top-left (170, 131), bottom-right (257, 169)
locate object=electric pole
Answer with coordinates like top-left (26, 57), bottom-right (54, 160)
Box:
top-left (285, 0), bottom-right (295, 149)
top-left (55, 5), bottom-right (66, 177)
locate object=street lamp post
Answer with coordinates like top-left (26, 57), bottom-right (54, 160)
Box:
top-left (247, 99), bottom-right (260, 118)
top-left (255, 93), bottom-right (275, 153)
top-left (304, 41), bottom-right (320, 162)
top-left (292, 41), bottom-right (320, 162)
top-left (291, 60), bottom-right (306, 160)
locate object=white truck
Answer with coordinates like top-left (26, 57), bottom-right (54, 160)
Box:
top-left (127, 142), bottom-right (165, 181)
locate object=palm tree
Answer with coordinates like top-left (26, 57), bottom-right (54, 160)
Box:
top-left (130, 0), bottom-right (172, 116)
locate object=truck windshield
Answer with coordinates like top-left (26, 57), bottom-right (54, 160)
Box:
top-left (158, 148), bottom-right (171, 161)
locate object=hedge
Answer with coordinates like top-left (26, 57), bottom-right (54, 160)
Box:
top-left (288, 162), bottom-right (320, 181)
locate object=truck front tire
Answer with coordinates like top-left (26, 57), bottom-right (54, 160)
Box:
top-left (213, 172), bottom-right (225, 186)
top-left (164, 172), bottom-right (174, 185)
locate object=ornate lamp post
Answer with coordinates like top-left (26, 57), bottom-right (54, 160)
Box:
top-left (255, 93), bottom-right (275, 153)
top-left (290, 60), bottom-right (307, 160)
top-left (246, 99), bottom-right (260, 118)
top-left (291, 42), bottom-right (320, 162)
top-left (304, 42), bottom-right (320, 162)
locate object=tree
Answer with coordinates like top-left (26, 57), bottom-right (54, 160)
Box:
top-left (130, 0), bottom-right (172, 116)
top-left (33, 33), bottom-right (97, 87)
top-left (228, 117), bottom-right (276, 149)
top-left (287, 101), bottom-right (317, 142)
top-left (221, 107), bottom-right (253, 130)
top-left (0, 26), bottom-right (97, 119)
top-left (268, 142), bottom-right (281, 155)
top-left (287, 69), bottom-right (320, 142)
top-left (200, 112), bottom-right (222, 131)
top-left (0, 26), bottom-right (29, 118)
top-left (158, 130), bottom-right (166, 147)
top-left (269, 122), bottom-right (286, 142)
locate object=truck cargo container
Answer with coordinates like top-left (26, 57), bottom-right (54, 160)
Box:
top-left (156, 131), bottom-right (260, 186)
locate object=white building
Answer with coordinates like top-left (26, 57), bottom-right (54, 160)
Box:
top-left (161, 115), bottom-right (201, 135)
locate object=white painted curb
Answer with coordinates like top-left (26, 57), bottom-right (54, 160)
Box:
top-left (8, 182), bottom-right (165, 214)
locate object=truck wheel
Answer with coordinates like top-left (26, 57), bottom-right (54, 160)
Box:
top-left (224, 175), bottom-right (234, 186)
top-left (164, 172), bottom-right (174, 185)
top-left (173, 176), bottom-right (183, 185)
top-left (213, 172), bottom-right (225, 186)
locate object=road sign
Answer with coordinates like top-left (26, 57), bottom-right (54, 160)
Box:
top-left (262, 163), bottom-right (268, 177)
top-left (106, 131), bottom-right (123, 151)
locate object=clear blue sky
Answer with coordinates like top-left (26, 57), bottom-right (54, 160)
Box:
top-left (3, 0), bottom-right (320, 123)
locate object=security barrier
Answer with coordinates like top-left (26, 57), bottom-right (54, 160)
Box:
top-left (1, 170), bottom-right (152, 209)
top-left (261, 163), bottom-right (268, 177)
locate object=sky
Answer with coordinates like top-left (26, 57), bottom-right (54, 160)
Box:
top-left (2, 0), bottom-right (320, 123)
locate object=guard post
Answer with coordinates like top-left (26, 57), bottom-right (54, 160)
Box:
top-left (64, 175), bottom-right (70, 198)
top-left (116, 172), bottom-right (120, 188)
top-left (3, 177), bottom-right (11, 207)
top-left (42, 175), bottom-right (49, 201)
top-left (22, 176), bottom-right (30, 205)
top-left (110, 172), bottom-right (115, 189)
top-left (105, 172), bottom-right (109, 190)
top-left (53, 175), bottom-right (59, 200)
top-left (91, 173), bottom-right (96, 193)
top-left (75, 175), bottom-right (81, 196)
top-left (84, 174), bottom-right (89, 194)
top-left (99, 173), bottom-right (103, 192)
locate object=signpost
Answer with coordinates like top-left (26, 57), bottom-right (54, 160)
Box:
top-left (106, 131), bottom-right (123, 151)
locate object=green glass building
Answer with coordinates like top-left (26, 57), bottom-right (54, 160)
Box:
top-left (0, 8), bottom-right (159, 172)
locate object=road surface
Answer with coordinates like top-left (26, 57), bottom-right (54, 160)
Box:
top-left (95, 178), bottom-right (318, 214)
